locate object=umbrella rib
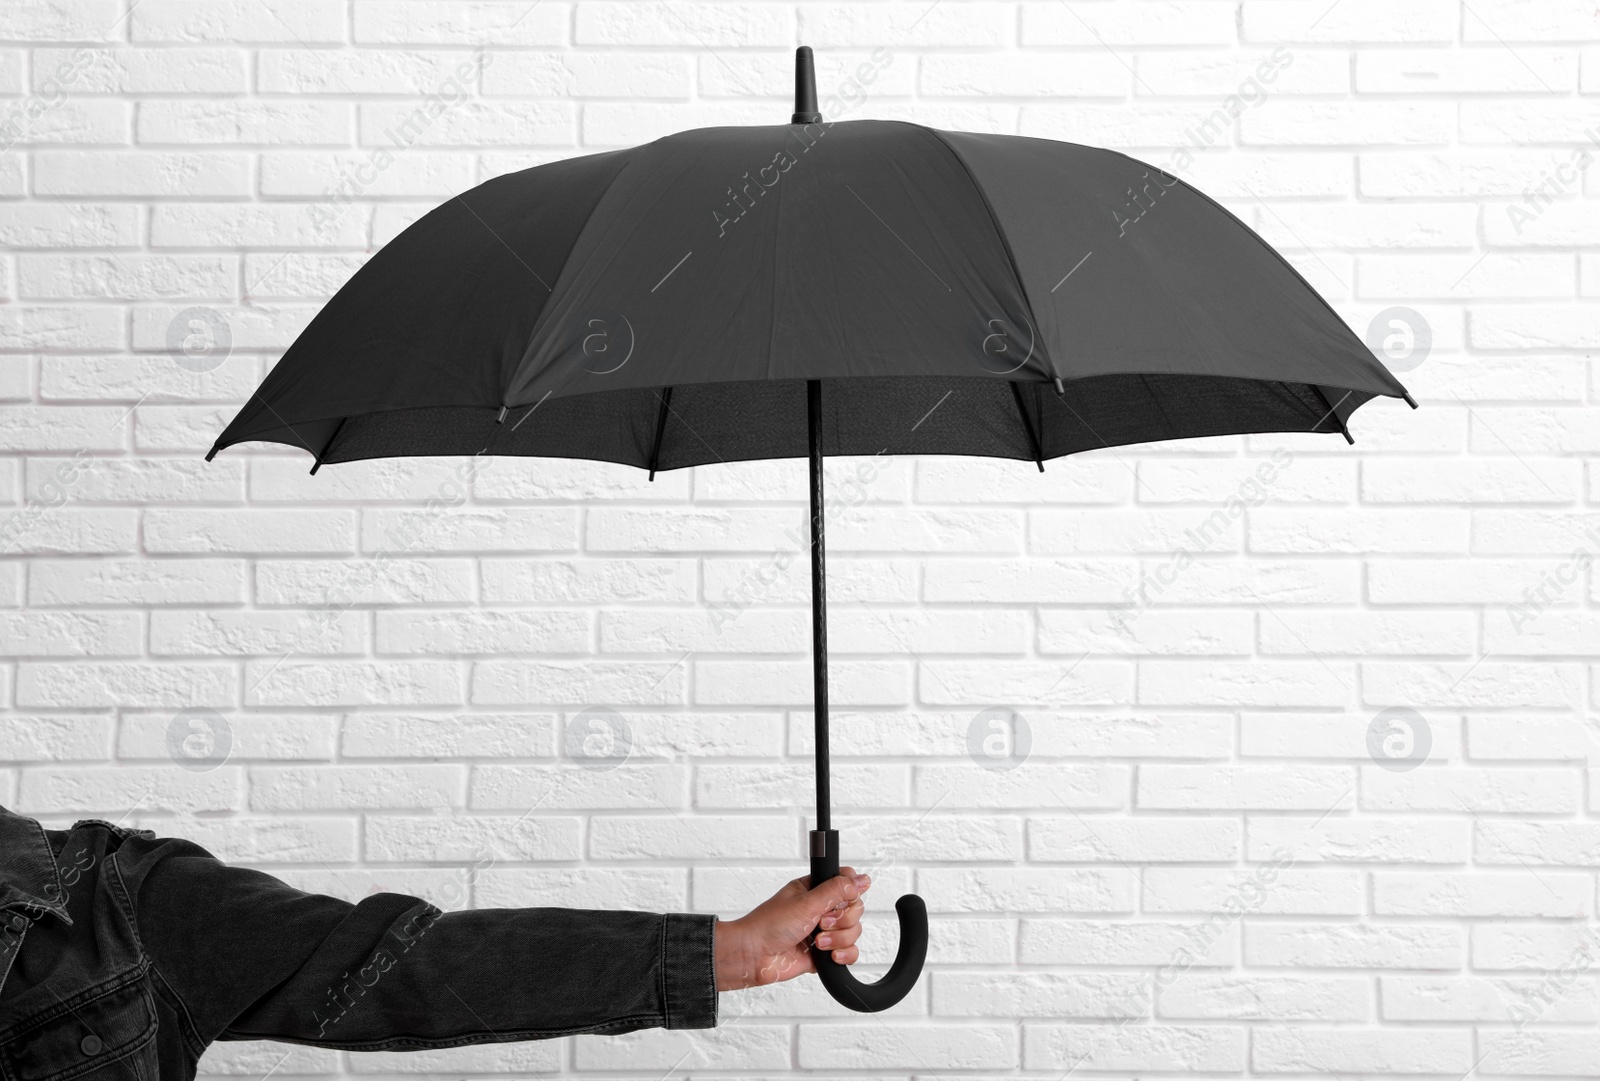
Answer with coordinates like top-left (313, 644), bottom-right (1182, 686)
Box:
top-left (647, 387), bottom-right (674, 480)
top-left (844, 184), bottom-right (951, 292)
top-left (1008, 381), bottom-right (1045, 472)
top-left (308, 416), bottom-right (348, 475)
top-left (1310, 385), bottom-right (1355, 445)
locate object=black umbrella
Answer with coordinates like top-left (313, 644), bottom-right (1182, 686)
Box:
top-left (210, 47), bottom-right (1414, 1012)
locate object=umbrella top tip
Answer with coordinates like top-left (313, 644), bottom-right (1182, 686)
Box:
top-left (792, 44), bottom-right (821, 125)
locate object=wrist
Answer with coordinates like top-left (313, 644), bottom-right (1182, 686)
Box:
top-left (713, 917), bottom-right (752, 992)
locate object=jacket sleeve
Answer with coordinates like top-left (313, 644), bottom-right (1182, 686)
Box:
top-left (118, 834), bottom-right (717, 1051)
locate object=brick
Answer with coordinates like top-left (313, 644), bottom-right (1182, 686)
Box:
top-left (1472, 923), bottom-right (1600, 970)
top-left (260, 151), bottom-right (474, 198)
top-left (244, 660), bottom-right (463, 707)
top-left (589, 814), bottom-right (792, 860)
top-left (1256, 611), bottom-right (1475, 655)
top-left (1247, 922), bottom-right (1462, 969)
top-left (119, 713), bottom-right (335, 760)
top-left (250, 764), bottom-right (465, 810)
top-left (133, 1), bottom-right (346, 43)
top-left (1464, 0), bottom-right (1600, 41)
top-left (1039, 607), bottom-right (1253, 655)
top-left (471, 765), bottom-right (686, 810)
top-left (0, 203), bottom-right (140, 247)
top-left (1479, 1032), bottom-right (1600, 1075)
top-left (1024, 1023), bottom-right (1244, 1072)
top-left (361, 506), bottom-right (576, 553)
top-left (1145, 867), bottom-right (1363, 915)
top-left (0, 610), bottom-right (139, 656)
top-left (1374, 870), bottom-right (1590, 917)
top-left (1139, 765), bottom-right (1355, 811)
top-left (264, 49), bottom-right (491, 94)
top-left (1030, 816), bottom-right (1240, 862)
top-left (1363, 661), bottom-right (1582, 709)
top-left (1253, 1027), bottom-right (1470, 1074)
top-left (342, 713), bottom-right (556, 759)
top-left (29, 558), bottom-right (244, 605)
top-left (363, 813), bottom-right (578, 862)
top-left (0, 716), bottom-right (111, 760)
top-left (1362, 765), bottom-right (1581, 813)
top-left (1025, 3), bottom-right (1234, 46)
top-left (934, 971), bottom-right (1148, 1018)
top-left (1382, 975), bottom-right (1598, 1022)
top-left (37, 47), bottom-right (247, 93)
top-left (17, 766), bottom-right (241, 814)
top-left (255, 558), bottom-right (472, 606)
top-left (153, 815), bottom-right (354, 863)
top-left (1139, 660), bottom-right (1355, 707)
top-left (25, 455), bottom-right (244, 499)
top-left (1245, 101), bottom-right (1454, 145)
top-left (353, 3), bottom-right (567, 45)
top-left (581, 1026), bottom-right (790, 1072)
top-left (920, 867), bottom-right (1136, 913)
top-left (477, 867), bottom-right (686, 910)
top-left (35, 151), bottom-right (250, 196)
top-left (484, 558), bottom-right (695, 603)
top-left (1242, 0), bottom-right (1456, 42)
top-left (1159, 974), bottom-right (1369, 1020)
top-left (152, 203), bottom-right (368, 248)
top-left (695, 762), bottom-right (908, 809)
top-left (801, 1022), bottom-right (1016, 1071)
top-left (145, 508), bottom-right (355, 553)
top-left (1357, 48), bottom-right (1578, 93)
top-left (149, 609), bottom-right (363, 656)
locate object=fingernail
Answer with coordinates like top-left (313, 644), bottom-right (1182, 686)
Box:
top-left (815, 935), bottom-right (832, 949)
top-left (854, 874), bottom-right (870, 888)
top-left (820, 915), bottom-right (837, 930)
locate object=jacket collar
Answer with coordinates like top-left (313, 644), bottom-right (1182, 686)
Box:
top-left (0, 806), bottom-right (72, 924)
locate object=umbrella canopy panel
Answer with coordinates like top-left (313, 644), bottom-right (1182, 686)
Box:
top-left (212, 120), bottom-right (1408, 472)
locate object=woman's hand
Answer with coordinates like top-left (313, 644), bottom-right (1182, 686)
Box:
top-left (713, 869), bottom-right (872, 991)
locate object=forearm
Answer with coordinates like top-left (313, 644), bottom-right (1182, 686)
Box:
top-left (220, 902), bottom-right (718, 1049)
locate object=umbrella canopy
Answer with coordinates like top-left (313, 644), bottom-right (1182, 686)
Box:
top-left (210, 47), bottom-right (1414, 1013)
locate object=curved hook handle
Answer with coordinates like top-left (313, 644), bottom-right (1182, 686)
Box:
top-left (809, 830), bottom-right (928, 1013)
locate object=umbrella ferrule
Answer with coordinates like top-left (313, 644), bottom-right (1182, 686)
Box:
top-left (792, 46), bottom-right (822, 125)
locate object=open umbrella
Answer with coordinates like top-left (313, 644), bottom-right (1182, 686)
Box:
top-left (209, 47), bottom-right (1415, 1012)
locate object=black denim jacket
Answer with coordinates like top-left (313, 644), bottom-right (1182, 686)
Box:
top-left (0, 807), bottom-right (717, 1081)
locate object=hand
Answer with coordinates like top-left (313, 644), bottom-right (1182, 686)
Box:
top-left (713, 868), bottom-right (872, 991)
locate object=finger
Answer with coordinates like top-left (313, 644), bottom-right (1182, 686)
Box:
top-left (837, 867), bottom-right (872, 894)
top-left (816, 920), bottom-right (862, 952)
top-left (818, 896), bottom-right (863, 931)
top-left (801, 871), bottom-right (868, 922)
top-left (830, 944), bottom-right (859, 965)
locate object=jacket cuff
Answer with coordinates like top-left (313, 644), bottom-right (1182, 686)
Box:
top-left (662, 913), bottom-right (718, 1029)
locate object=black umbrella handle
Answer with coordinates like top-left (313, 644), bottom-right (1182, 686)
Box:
top-left (808, 829), bottom-right (928, 1013)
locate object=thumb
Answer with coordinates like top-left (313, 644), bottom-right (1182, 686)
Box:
top-left (800, 868), bottom-right (870, 922)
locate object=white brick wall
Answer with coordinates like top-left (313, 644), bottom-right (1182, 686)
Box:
top-left (2, 0), bottom-right (1598, 1075)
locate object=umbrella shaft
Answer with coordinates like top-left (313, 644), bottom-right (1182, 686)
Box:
top-left (808, 379), bottom-right (830, 833)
